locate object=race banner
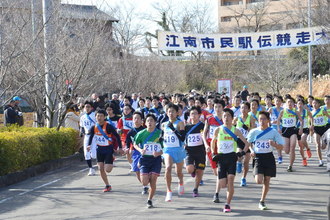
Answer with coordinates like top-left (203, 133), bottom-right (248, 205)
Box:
top-left (158, 27), bottom-right (330, 52)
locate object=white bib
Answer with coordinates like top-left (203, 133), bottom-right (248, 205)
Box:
top-left (187, 133), bottom-right (203, 147)
top-left (163, 131), bottom-right (180, 147)
top-left (144, 143), bottom-right (162, 156)
top-left (254, 140), bottom-right (272, 154)
top-left (238, 127), bottom-right (248, 138)
top-left (95, 135), bottom-right (111, 146)
top-left (282, 117), bottom-right (296, 127)
top-left (314, 116), bottom-right (325, 126)
top-left (123, 120), bottom-right (133, 130)
top-left (218, 140), bottom-right (235, 154)
top-left (209, 125), bottom-right (217, 139)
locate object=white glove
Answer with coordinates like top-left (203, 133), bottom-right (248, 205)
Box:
top-left (18, 112), bottom-right (23, 116)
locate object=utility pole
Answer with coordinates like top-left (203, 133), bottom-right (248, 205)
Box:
top-left (42, 0), bottom-right (57, 127)
top-left (308, 0), bottom-right (312, 95)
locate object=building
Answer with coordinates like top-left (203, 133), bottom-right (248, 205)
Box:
top-left (218, 0), bottom-right (308, 33)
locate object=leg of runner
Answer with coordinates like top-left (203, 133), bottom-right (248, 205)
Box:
top-left (98, 162), bottom-right (113, 192)
top-left (223, 175), bottom-right (235, 213)
top-left (241, 153), bottom-right (251, 186)
top-left (255, 174), bottom-right (270, 210)
top-left (277, 149), bottom-right (283, 164)
top-left (288, 134), bottom-right (297, 171)
top-left (164, 154), bottom-right (174, 201)
top-left (298, 139), bottom-right (307, 166)
top-left (147, 174), bottom-right (158, 208)
top-left (175, 161), bottom-right (185, 195)
top-left (315, 134), bottom-right (324, 166)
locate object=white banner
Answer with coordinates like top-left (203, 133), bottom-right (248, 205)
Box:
top-left (158, 27), bottom-right (330, 52)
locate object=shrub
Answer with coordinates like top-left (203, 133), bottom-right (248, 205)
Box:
top-left (0, 126), bottom-right (78, 176)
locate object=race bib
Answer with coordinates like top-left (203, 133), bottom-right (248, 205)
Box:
top-left (314, 116), bottom-right (325, 126)
top-left (282, 118), bottom-right (296, 127)
top-left (123, 120), bottom-right (133, 130)
top-left (187, 133), bottom-right (203, 147)
top-left (95, 136), bottom-right (112, 146)
top-left (163, 132), bottom-right (180, 147)
top-left (254, 140), bottom-right (272, 154)
top-left (83, 120), bottom-right (93, 128)
top-left (218, 140), bottom-right (235, 154)
top-left (270, 114), bottom-right (277, 123)
top-left (209, 125), bottom-right (217, 139)
top-left (144, 143), bottom-right (162, 156)
top-left (238, 127), bottom-right (248, 138)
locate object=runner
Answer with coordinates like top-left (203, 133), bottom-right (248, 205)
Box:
top-left (268, 95), bottom-right (284, 164)
top-left (140, 97), bottom-right (151, 119)
top-left (296, 98), bottom-right (313, 166)
top-left (231, 95), bottom-right (242, 118)
top-left (249, 99), bottom-right (261, 128)
top-left (247, 111), bottom-right (284, 210)
top-left (134, 114), bottom-right (163, 208)
top-left (126, 112), bottom-right (146, 192)
top-left (311, 98), bottom-right (330, 167)
top-left (150, 96), bottom-right (163, 118)
top-left (105, 103), bottom-right (121, 129)
top-left (264, 95), bottom-right (274, 111)
top-left (117, 104), bottom-right (134, 167)
top-left (206, 96), bottom-right (215, 114)
top-left (184, 106), bottom-right (206, 197)
top-left (306, 95), bottom-right (314, 111)
top-left (233, 102), bottom-right (256, 186)
top-left (203, 99), bottom-right (225, 178)
top-left (79, 101), bottom-right (97, 176)
top-left (277, 97), bottom-right (303, 172)
top-left (211, 108), bottom-right (249, 213)
top-left (161, 103), bottom-right (186, 202)
top-left (323, 95), bottom-right (330, 130)
top-left (87, 109), bottom-right (123, 192)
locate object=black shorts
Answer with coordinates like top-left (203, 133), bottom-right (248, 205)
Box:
top-left (97, 147), bottom-right (114, 164)
top-left (217, 152), bottom-right (238, 179)
top-left (253, 153), bottom-right (276, 177)
top-left (297, 128), bottom-right (310, 140)
top-left (314, 125), bottom-right (328, 136)
top-left (186, 147), bottom-right (206, 170)
top-left (282, 127), bottom-right (298, 138)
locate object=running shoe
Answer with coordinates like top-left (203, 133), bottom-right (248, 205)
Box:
top-left (287, 166), bottom-right (293, 172)
top-left (103, 185), bottom-right (112, 192)
top-left (236, 162), bottom-right (242, 173)
top-left (199, 180), bottom-right (204, 186)
top-left (142, 187), bottom-right (149, 195)
top-left (87, 168), bottom-right (95, 176)
top-left (319, 161), bottom-right (324, 167)
top-left (277, 156), bottom-right (283, 164)
top-left (306, 149), bottom-right (312, 158)
top-left (178, 184), bottom-right (184, 195)
top-left (213, 194), bottom-right (220, 203)
top-left (259, 201), bottom-right (267, 210)
top-left (240, 178), bottom-right (247, 187)
top-left (302, 159), bottom-right (307, 166)
top-left (193, 189), bottom-right (199, 197)
top-left (165, 191), bottom-right (172, 202)
top-left (147, 200), bottom-right (154, 208)
top-left (191, 171), bottom-right (196, 178)
top-left (223, 204), bottom-right (231, 213)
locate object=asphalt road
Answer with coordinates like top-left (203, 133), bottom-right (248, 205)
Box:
top-left (0, 147), bottom-right (329, 220)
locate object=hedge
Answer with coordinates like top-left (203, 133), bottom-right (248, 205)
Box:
top-left (0, 126), bottom-right (78, 176)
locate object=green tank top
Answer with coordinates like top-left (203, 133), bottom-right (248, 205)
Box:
top-left (217, 126), bottom-right (237, 154)
top-left (313, 108), bottom-right (327, 127)
top-left (237, 115), bottom-right (251, 128)
top-left (282, 108), bottom-right (297, 128)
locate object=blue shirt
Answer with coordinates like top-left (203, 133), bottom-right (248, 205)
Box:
top-left (247, 127), bottom-right (284, 154)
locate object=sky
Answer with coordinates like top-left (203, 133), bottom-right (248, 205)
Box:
top-left (63, 0), bottom-right (218, 26)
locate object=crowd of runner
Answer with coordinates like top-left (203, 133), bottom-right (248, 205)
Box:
top-left (67, 88), bottom-right (330, 212)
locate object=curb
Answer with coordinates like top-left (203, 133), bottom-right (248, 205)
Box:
top-left (0, 153), bottom-right (81, 188)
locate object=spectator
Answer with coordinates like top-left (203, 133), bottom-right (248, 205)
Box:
top-left (63, 103), bottom-right (80, 131)
top-left (4, 97), bottom-right (22, 126)
top-left (240, 85), bottom-right (249, 102)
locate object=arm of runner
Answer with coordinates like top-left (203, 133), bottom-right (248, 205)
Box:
top-left (202, 120), bottom-right (211, 152)
top-left (87, 127), bottom-right (95, 151)
top-left (107, 124), bottom-right (123, 149)
top-left (211, 127), bottom-right (219, 155)
top-left (277, 110), bottom-right (284, 133)
top-left (269, 130), bottom-right (285, 151)
top-left (297, 114), bottom-right (304, 135)
top-left (235, 128), bottom-right (249, 154)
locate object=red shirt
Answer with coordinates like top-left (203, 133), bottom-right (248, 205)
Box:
top-left (206, 115), bottom-right (223, 142)
top-left (117, 116), bottom-right (133, 145)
